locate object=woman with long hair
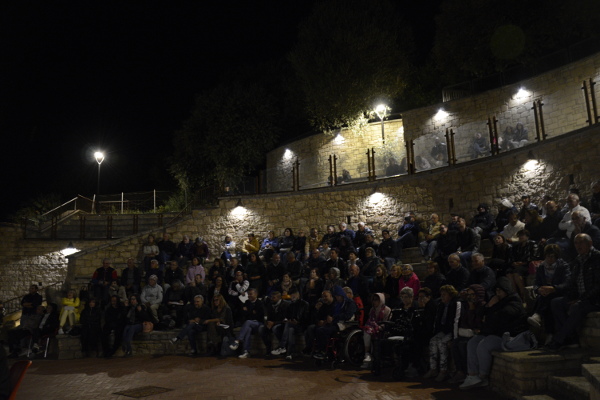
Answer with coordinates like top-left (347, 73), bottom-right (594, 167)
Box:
top-left (207, 294), bottom-right (234, 355)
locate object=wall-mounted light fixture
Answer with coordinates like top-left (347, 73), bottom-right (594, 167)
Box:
top-left (434, 108), bottom-right (449, 121)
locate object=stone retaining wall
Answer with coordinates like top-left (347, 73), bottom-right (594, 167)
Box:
top-left (0, 223), bottom-right (109, 302)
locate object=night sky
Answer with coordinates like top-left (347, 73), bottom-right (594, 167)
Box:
top-left (0, 1), bottom-right (439, 221)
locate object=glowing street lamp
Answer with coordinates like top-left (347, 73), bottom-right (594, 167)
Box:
top-left (94, 151), bottom-right (105, 212)
top-left (375, 104), bottom-right (388, 144)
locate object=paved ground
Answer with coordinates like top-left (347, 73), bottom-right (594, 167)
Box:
top-left (13, 355), bottom-right (507, 400)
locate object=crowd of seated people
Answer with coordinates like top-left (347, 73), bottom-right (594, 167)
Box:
top-left (4, 187), bottom-right (600, 392)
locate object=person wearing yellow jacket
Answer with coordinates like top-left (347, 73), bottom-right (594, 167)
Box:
top-left (59, 289), bottom-right (80, 334)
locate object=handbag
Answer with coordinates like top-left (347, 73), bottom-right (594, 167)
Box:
top-left (501, 330), bottom-right (538, 352)
top-left (143, 321), bottom-right (154, 333)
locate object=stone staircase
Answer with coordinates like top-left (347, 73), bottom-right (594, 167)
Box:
top-left (492, 315), bottom-right (600, 399)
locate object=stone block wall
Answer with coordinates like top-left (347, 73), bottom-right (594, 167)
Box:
top-left (266, 120), bottom-right (405, 192)
top-left (63, 123), bottom-right (600, 279)
top-left (401, 53), bottom-right (600, 164)
top-left (267, 52), bottom-right (600, 188)
top-left (0, 223), bottom-right (110, 302)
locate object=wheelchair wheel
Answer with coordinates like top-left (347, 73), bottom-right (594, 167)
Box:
top-left (343, 329), bottom-right (365, 367)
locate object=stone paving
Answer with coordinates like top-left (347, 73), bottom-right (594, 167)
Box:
top-left (14, 355), bottom-right (507, 400)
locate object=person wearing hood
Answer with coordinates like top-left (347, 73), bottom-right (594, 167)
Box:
top-left (449, 284), bottom-right (486, 384)
top-left (460, 277), bottom-right (527, 390)
top-left (312, 285), bottom-right (357, 360)
top-left (361, 293), bottom-right (391, 367)
top-left (470, 203), bottom-right (495, 240)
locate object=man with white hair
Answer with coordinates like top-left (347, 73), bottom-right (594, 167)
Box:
top-left (559, 194), bottom-right (591, 239)
top-left (568, 211), bottom-right (600, 258)
top-left (170, 295), bottom-right (214, 356)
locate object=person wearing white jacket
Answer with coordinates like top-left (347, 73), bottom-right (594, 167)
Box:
top-left (141, 275), bottom-right (163, 322)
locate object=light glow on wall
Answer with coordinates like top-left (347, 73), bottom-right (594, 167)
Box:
top-left (230, 206), bottom-right (248, 219)
top-left (368, 192), bottom-right (387, 205)
top-left (61, 246), bottom-right (79, 256)
top-left (283, 148), bottom-right (294, 160)
top-left (523, 159), bottom-right (539, 171)
top-left (514, 87), bottom-right (531, 101)
top-left (434, 108), bottom-right (448, 121)
top-left (333, 133), bottom-right (346, 145)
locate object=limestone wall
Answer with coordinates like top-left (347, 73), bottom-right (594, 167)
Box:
top-left (267, 52), bottom-right (600, 184)
top-left (266, 120), bottom-right (406, 192)
top-left (59, 123), bottom-right (599, 281)
top-left (0, 223), bottom-right (109, 302)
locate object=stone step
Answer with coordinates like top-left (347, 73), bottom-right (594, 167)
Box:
top-left (582, 364), bottom-right (600, 400)
top-left (490, 349), bottom-right (591, 398)
top-left (547, 376), bottom-right (589, 400)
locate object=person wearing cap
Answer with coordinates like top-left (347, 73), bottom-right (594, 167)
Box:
top-left (141, 274), bottom-right (163, 323)
top-left (547, 233), bottom-right (600, 351)
top-left (460, 277), bottom-right (527, 390)
top-left (492, 199), bottom-right (518, 241)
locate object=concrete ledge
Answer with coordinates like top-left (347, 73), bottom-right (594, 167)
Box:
top-left (583, 364), bottom-right (600, 400)
top-left (56, 327), bottom-right (307, 359)
top-left (490, 349), bottom-right (592, 399)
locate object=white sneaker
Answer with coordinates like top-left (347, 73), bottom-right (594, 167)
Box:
top-left (460, 375), bottom-right (482, 390)
top-left (271, 347), bottom-right (286, 355)
top-left (238, 350), bottom-right (249, 359)
top-left (362, 353), bottom-right (372, 363)
top-left (170, 337), bottom-right (179, 344)
top-left (229, 340), bottom-right (239, 351)
top-left (527, 313), bottom-right (542, 328)
top-left (58, 328), bottom-right (64, 335)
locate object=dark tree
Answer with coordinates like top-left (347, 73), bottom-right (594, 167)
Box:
top-left (170, 81), bottom-right (280, 193)
top-left (289, 0), bottom-right (412, 133)
top-left (433, 0), bottom-right (600, 82)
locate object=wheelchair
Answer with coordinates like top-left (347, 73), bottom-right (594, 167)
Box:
top-left (314, 321), bottom-right (365, 369)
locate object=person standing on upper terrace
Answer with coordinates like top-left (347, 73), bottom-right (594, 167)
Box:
top-left (547, 233), bottom-right (600, 351)
top-left (91, 258), bottom-right (118, 306)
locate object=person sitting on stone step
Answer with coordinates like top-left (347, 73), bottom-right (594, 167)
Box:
top-left (229, 288), bottom-right (265, 358)
top-left (170, 294), bottom-right (215, 357)
top-left (547, 233), bottom-right (600, 351)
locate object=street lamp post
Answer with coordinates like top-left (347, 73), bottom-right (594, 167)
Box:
top-left (94, 151), bottom-right (105, 213)
top-left (375, 104), bottom-right (388, 144)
